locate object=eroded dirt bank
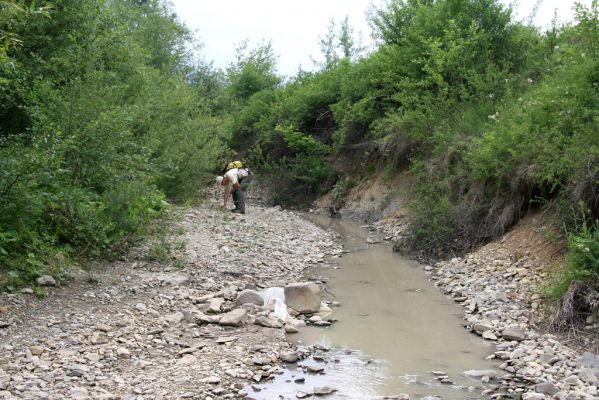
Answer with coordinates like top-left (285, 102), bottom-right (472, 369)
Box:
top-left (0, 196), bottom-right (341, 400)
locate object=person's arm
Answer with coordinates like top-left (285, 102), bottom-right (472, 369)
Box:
top-left (222, 188), bottom-right (230, 208)
top-left (231, 182), bottom-right (240, 192)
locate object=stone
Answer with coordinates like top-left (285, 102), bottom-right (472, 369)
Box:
top-left (164, 311), bottom-right (184, 325)
top-left (502, 326), bottom-right (526, 341)
top-left (70, 387), bottom-right (90, 400)
top-left (535, 381), bottom-right (558, 396)
top-left (200, 376), bottom-right (221, 384)
top-left (521, 393), bottom-right (547, 400)
top-left (280, 351), bottom-right (299, 363)
top-left (234, 289), bottom-right (264, 307)
top-left (67, 364), bottom-right (90, 377)
top-left (482, 330), bottom-right (497, 340)
top-left (313, 386), bottom-right (336, 395)
top-left (215, 336), bottom-right (237, 344)
top-left (462, 370), bottom-right (498, 379)
top-left (474, 322), bottom-right (494, 333)
top-left (219, 308), bottom-right (247, 327)
top-left (255, 316), bottom-right (283, 328)
top-left (306, 364), bottom-right (324, 373)
top-left (116, 347), bottom-right (130, 358)
top-left (29, 345), bottom-right (44, 355)
top-left (36, 275), bottom-right (56, 286)
top-left (207, 298), bottom-right (225, 314)
top-left (178, 355), bottom-right (197, 366)
top-left (284, 282), bottom-right (321, 314)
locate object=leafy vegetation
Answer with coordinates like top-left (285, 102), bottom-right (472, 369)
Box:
top-left (0, 0), bottom-right (227, 289)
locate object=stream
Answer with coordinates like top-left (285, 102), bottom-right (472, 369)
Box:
top-left (247, 214), bottom-right (498, 399)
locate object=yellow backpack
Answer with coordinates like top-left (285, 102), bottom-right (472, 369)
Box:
top-left (226, 160), bottom-right (243, 171)
top-left (222, 160), bottom-right (243, 174)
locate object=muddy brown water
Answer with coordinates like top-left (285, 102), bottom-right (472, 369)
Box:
top-left (247, 215), bottom-right (498, 400)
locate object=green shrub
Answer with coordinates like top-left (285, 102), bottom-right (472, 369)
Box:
top-left (550, 221), bottom-right (599, 299)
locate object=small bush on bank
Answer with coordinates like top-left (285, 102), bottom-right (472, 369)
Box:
top-left (550, 221), bottom-right (599, 299)
top-left (547, 221), bottom-right (599, 330)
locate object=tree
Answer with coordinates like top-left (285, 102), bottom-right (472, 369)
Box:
top-left (226, 40), bottom-right (280, 103)
top-left (315, 16), bottom-right (365, 69)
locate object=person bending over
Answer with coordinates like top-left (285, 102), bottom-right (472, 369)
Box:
top-left (216, 166), bottom-right (253, 214)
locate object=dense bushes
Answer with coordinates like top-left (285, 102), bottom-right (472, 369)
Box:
top-left (0, 0), bottom-right (227, 289)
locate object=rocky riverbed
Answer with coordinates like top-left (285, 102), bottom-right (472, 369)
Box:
top-left (0, 197), bottom-right (342, 400)
top-left (2, 189), bottom-right (599, 400)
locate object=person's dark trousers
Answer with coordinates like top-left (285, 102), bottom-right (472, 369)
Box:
top-left (232, 175), bottom-right (253, 213)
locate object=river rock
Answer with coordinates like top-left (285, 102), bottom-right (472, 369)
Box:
top-left (474, 321), bottom-right (494, 333)
top-left (462, 370), bottom-right (498, 379)
top-left (502, 326), bottom-right (526, 341)
top-left (255, 315), bottom-right (283, 328)
top-left (207, 298), bottom-right (225, 314)
top-left (36, 275), bottom-right (56, 286)
top-left (280, 351), bottom-right (299, 363)
top-left (313, 386), bottom-right (336, 395)
top-left (535, 381), bottom-right (558, 396)
top-left (164, 311), bottom-right (184, 325)
top-left (482, 330), bottom-right (497, 340)
top-left (521, 393), bottom-right (547, 400)
top-left (70, 387), bottom-right (90, 400)
top-left (234, 289), bottom-right (264, 306)
top-left (219, 308), bottom-right (247, 326)
top-left (215, 336), bottom-right (237, 344)
top-left (578, 352), bottom-right (599, 374)
top-left (306, 364), bottom-right (324, 373)
top-left (284, 282), bottom-right (321, 314)
top-left (200, 376), bottom-right (221, 384)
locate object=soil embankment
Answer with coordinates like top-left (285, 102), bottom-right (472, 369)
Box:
top-left (0, 194), bottom-right (341, 399)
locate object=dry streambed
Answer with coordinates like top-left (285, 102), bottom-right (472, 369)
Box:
top-left (0, 201), bottom-right (342, 400)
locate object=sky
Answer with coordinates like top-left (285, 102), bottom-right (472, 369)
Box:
top-left (169, 0), bottom-right (594, 77)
